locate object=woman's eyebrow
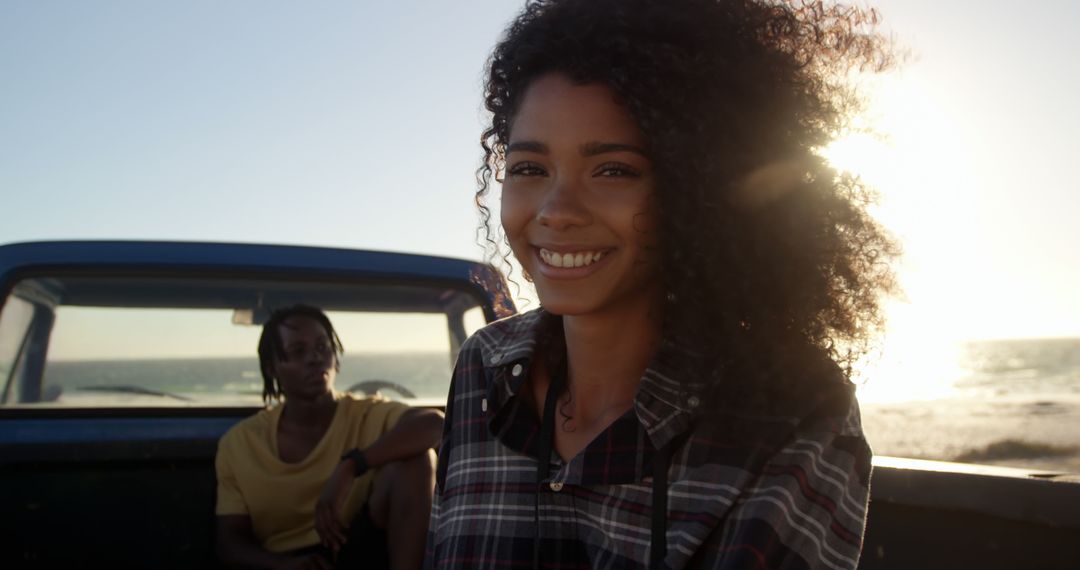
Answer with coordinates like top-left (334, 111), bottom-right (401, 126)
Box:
top-left (506, 141), bottom-right (548, 154)
top-left (580, 141), bottom-right (648, 157)
top-left (506, 141), bottom-right (648, 157)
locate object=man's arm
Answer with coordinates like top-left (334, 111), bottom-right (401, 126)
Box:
top-left (315, 406), bottom-right (444, 551)
top-left (355, 407), bottom-right (444, 469)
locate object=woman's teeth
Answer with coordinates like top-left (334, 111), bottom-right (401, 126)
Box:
top-left (539, 248), bottom-right (606, 268)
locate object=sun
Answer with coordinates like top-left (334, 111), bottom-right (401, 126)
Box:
top-left (818, 71), bottom-right (984, 403)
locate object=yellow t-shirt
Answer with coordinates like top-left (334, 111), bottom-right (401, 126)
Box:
top-left (215, 393), bottom-right (408, 553)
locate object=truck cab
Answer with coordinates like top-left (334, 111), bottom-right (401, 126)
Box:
top-left (0, 240), bottom-right (513, 566)
top-left (1, 241), bottom-right (1077, 568)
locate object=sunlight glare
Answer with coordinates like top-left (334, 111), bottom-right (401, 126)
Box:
top-left (821, 72), bottom-right (986, 402)
top-left (854, 299), bottom-right (967, 403)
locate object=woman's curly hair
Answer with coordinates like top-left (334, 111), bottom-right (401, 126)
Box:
top-left (477, 0), bottom-right (899, 411)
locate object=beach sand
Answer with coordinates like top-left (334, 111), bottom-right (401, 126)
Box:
top-left (861, 395), bottom-right (1080, 473)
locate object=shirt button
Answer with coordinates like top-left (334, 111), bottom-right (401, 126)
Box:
top-left (687, 395), bottom-right (700, 408)
top-left (511, 363), bottom-right (524, 377)
top-left (549, 481), bottom-right (564, 492)
top-left (490, 354), bottom-right (502, 364)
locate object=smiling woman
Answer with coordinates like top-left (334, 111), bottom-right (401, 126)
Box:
top-left (501, 74), bottom-right (660, 318)
top-left (427, 0), bottom-right (899, 568)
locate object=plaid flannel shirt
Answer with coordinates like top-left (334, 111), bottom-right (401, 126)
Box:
top-left (425, 309), bottom-right (871, 569)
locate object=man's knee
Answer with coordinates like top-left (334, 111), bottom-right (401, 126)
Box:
top-left (392, 449), bottom-right (436, 506)
top-left (400, 449), bottom-right (437, 483)
top-left (369, 450), bottom-right (436, 526)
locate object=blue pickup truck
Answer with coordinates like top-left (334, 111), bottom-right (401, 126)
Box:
top-left (1, 241), bottom-right (1077, 568)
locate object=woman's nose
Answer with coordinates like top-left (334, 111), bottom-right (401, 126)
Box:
top-left (536, 176), bottom-right (591, 230)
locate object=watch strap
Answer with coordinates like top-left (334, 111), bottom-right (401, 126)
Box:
top-left (340, 448), bottom-right (370, 478)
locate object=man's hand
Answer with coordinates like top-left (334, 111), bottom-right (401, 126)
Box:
top-left (312, 408), bottom-right (442, 557)
top-left (314, 457), bottom-right (356, 553)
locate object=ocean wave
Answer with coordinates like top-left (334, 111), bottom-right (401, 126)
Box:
top-left (951, 439), bottom-right (1078, 463)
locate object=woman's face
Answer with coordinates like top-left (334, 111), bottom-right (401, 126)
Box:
top-left (267, 315), bottom-right (337, 401)
top-left (501, 73), bottom-right (660, 317)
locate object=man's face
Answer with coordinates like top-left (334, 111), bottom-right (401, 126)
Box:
top-left (267, 315), bottom-right (337, 401)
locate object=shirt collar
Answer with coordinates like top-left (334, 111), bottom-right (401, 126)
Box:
top-left (478, 308), bottom-right (541, 371)
top-left (478, 308), bottom-right (709, 449)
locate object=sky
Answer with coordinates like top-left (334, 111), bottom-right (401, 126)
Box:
top-left (2, 1), bottom-right (1079, 398)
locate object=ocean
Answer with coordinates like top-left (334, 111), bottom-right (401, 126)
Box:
top-left (859, 337), bottom-right (1080, 473)
top-left (42, 338), bottom-right (1080, 473)
top-left (44, 352), bottom-right (455, 407)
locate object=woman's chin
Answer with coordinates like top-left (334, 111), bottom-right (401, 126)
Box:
top-left (534, 293), bottom-right (601, 317)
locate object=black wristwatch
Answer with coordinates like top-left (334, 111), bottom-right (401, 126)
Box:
top-left (340, 448), bottom-right (370, 478)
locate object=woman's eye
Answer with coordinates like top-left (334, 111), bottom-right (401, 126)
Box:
top-left (595, 162), bottom-right (641, 178)
top-left (507, 162), bottom-right (546, 177)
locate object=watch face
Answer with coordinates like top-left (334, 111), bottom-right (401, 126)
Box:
top-left (343, 449), bottom-right (368, 476)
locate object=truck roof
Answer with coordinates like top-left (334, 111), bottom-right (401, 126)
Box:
top-left (0, 240), bottom-right (516, 319)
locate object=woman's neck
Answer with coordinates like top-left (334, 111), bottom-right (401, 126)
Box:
top-left (560, 303), bottom-right (662, 426)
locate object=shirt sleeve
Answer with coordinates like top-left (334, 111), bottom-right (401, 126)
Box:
top-left (423, 337), bottom-right (469, 569)
top-left (423, 477), bottom-right (445, 569)
top-left (706, 428), bottom-right (872, 569)
top-left (423, 384), bottom-right (454, 570)
top-left (214, 435), bottom-right (249, 516)
top-left (368, 398), bottom-right (410, 435)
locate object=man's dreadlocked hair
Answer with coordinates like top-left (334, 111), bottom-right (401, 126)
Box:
top-left (257, 304), bottom-right (344, 405)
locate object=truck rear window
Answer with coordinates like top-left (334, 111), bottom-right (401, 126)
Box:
top-left (1, 275), bottom-right (485, 408)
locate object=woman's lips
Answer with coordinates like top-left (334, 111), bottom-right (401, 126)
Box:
top-left (538, 247), bottom-right (608, 268)
top-left (533, 246), bottom-right (613, 277)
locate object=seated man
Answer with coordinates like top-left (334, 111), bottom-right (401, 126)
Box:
top-left (215, 304), bottom-right (442, 570)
